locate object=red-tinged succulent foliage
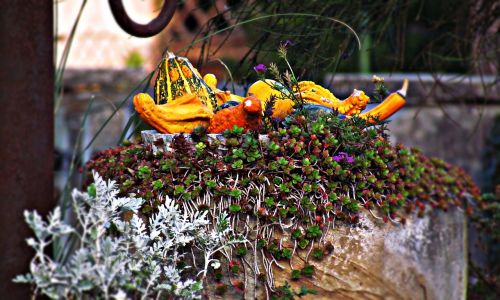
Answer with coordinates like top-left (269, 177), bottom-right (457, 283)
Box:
top-left (86, 113), bottom-right (481, 287)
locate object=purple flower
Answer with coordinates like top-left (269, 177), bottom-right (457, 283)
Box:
top-left (281, 39), bottom-right (294, 48)
top-left (254, 64), bottom-right (267, 74)
top-left (333, 152), bottom-right (355, 163)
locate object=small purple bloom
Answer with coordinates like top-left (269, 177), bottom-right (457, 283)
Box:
top-left (254, 64), bottom-right (267, 74)
top-left (333, 152), bottom-right (355, 163)
top-left (281, 39), bottom-right (294, 48)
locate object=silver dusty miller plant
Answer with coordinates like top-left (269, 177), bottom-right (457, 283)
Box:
top-left (14, 171), bottom-right (241, 299)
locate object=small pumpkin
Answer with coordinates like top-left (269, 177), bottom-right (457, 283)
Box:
top-left (207, 96), bottom-right (263, 133)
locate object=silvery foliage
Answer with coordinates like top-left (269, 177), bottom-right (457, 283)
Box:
top-left (14, 171), bottom-right (239, 299)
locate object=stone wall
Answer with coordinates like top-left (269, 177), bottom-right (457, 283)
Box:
top-left (388, 105), bottom-right (500, 184)
top-left (55, 69), bottom-right (147, 192)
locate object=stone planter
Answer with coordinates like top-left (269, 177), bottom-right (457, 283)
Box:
top-left (267, 208), bottom-right (467, 300)
top-left (141, 130), bottom-right (467, 300)
top-left (141, 130), bottom-right (270, 153)
top-left (209, 209), bottom-right (467, 300)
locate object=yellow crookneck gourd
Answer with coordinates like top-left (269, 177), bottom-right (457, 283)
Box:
top-left (246, 79), bottom-right (295, 118)
top-left (295, 81), bottom-right (370, 115)
top-left (246, 79), bottom-right (371, 119)
top-left (133, 93), bottom-right (213, 134)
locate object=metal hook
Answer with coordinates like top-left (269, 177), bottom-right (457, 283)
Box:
top-left (108, 0), bottom-right (176, 38)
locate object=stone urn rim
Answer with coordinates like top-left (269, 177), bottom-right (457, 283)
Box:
top-left (141, 129), bottom-right (270, 138)
top-left (141, 129), bottom-right (270, 152)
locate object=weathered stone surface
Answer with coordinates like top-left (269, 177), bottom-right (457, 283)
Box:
top-left (269, 208), bottom-right (467, 300)
top-left (205, 208), bottom-right (466, 300)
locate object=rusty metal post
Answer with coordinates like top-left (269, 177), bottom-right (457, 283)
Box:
top-left (0, 1), bottom-right (54, 298)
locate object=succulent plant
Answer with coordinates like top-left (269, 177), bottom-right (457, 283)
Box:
top-left (84, 112), bottom-right (481, 296)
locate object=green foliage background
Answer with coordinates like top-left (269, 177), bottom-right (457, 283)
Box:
top-left (186, 0), bottom-right (497, 83)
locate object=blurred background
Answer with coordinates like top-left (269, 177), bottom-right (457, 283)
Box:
top-left (54, 0), bottom-right (498, 297)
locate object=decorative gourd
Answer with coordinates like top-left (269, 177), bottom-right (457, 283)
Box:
top-left (207, 95), bottom-right (263, 133)
top-left (358, 79), bottom-right (408, 123)
top-left (246, 80), bottom-right (295, 119)
top-left (133, 93), bottom-right (213, 134)
top-left (294, 80), bottom-right (338, 100)
top-left (270, 98), bottom-right (296, 119)
top-left (154, 52), bottom-right (218, 111)
top-left (202, 73), bottom-right (245, 106)
top-left (203, 73), bottom-right (218, 91)
top-left (137, 50), bottom-right (407, 133)
top-left (299, 88), bottom-right (370, 115)
top-left (247, 80), bottom-right (293, 104)
top-left (246, 79), bottom-right (370, 119)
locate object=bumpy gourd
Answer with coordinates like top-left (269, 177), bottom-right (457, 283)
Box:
top-left (133, 93), bottom-right (213, 133)
top-left (294, 80), bottom-right (338, 100)
top-left (154, 52), bottom-right (218, 111)
top-left (299, 87), bottom-right (370, 115)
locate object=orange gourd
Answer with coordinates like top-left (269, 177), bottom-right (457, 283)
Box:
top-left (133, 93), bottom-right (213, 134)
top-left (207, 96), bottom-right (263, 133)
top-left (357, 79), bottom-right (408, 123)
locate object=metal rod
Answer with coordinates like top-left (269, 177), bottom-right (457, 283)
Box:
top-left (109, 0), bottom-right (176, 38)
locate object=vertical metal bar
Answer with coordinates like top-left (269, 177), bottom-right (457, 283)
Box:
top-left (0, 1), bottom-right (54, 298)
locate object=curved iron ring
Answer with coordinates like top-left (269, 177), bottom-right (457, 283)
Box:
top-left (108, 0), bottom-right (176, 38)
